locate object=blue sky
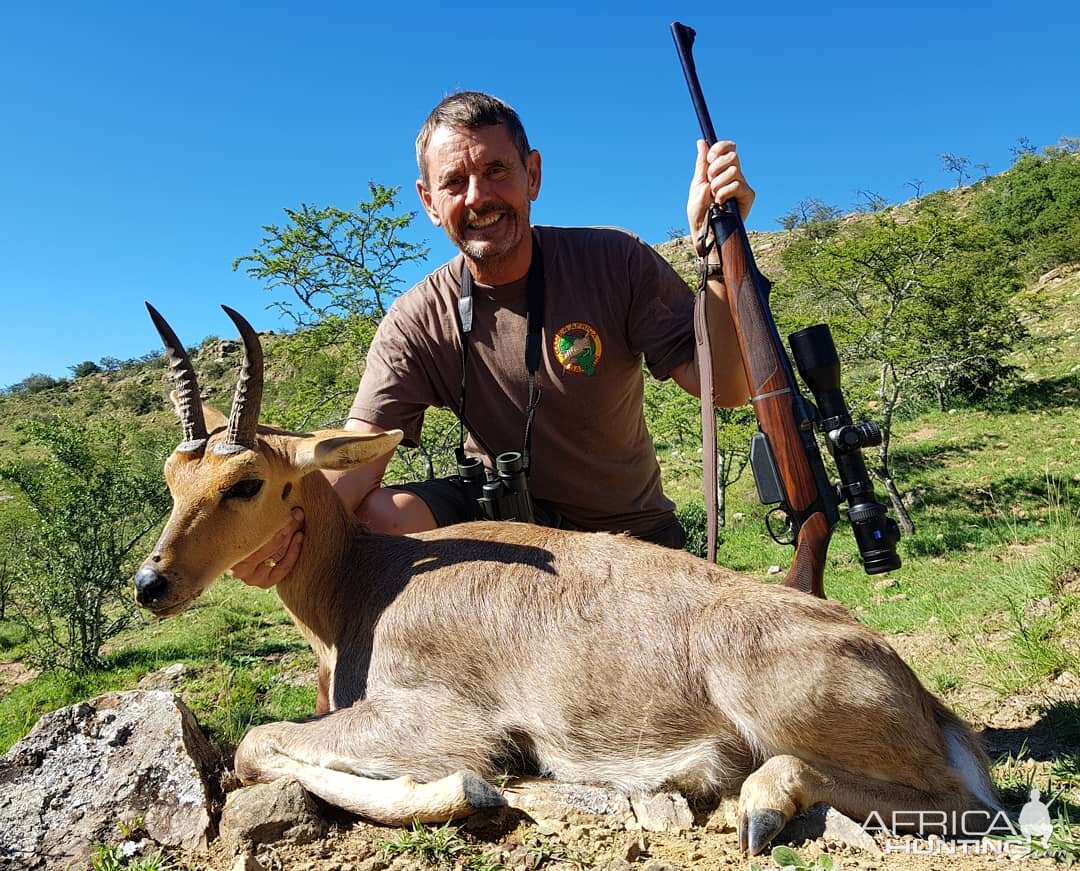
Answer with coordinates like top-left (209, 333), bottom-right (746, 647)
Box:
top-left (1, 1), bottom-right (1076, 388)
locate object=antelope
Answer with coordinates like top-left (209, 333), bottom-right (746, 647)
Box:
top-left (134, 304), bottom-right (999, 855)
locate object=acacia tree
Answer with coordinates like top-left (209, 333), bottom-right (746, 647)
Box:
top-left (779, 201), bottom-right (1024, 532)
top-left (0, 418), bottom-right (171, 672)
top-left (941, 153), bottom-right (971, 188)
top-left (235, 183), bottom-right (445, 464)
top-left (234, 182), bottom-right (429, 327)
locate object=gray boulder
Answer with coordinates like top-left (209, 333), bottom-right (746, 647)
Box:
top-left (0, 690), bottom-right (221, 869)
top-left (219, 777), bottom-right (326, 852)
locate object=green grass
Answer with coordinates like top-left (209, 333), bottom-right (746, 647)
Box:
top-left (0, 577), bottom-right (315, 753)
top-left (0, 618), bottom-right (26, 652)
top-left (990, 747), bottom-right (1080, 865)
top-left (380, 821), bottom-right (473, 866)
top-left (751, 845), bottom-right (838, 870)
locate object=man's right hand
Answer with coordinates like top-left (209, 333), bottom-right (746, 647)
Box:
top-left (230, 507), bottom-right (305, 589)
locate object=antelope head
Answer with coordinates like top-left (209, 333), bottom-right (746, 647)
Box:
top-left (134, 304), bottom-right (401, 617)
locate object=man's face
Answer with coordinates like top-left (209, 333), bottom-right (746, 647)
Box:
top-left (417, 123), bottom-right (541, 271)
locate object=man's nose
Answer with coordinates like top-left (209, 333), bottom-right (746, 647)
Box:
top-left (464, 174), bottom-right (488, 207)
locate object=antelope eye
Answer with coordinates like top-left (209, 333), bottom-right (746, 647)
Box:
top-left (223, 479), bottom-right (264, 501)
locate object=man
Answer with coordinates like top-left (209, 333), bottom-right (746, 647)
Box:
top-left (234, 91), bottom-right (753, 586)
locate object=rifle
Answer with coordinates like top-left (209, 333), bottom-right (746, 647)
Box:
top-left (671, 22), bottom-right (901, 597)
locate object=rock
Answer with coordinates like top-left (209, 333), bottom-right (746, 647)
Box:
top-left (357, 857), bottom-right (389, 871)
top-left (219, 777), bottom-right (325, 852)
top-left (766, 565), bottom-right (782, 576)
top-left (624, 833), bottom-right (648, 861)
top-left (0, 690), bottom-right (220, 869)
top-left (137, 662), bottom-right (188, 690)
top-left (703, 796), bottom-right (739, 832)
top-left (629, 792), bottom-right (693, 833)
top-left (504, 779), bottom-right (636, 829)
top-left (778, 803), bottom-right (882, 855)
top-left (230, 855), bottom-right (265, 871)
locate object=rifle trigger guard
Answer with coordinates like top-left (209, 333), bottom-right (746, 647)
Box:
top-left (766, 507), bottom-right (797, 546)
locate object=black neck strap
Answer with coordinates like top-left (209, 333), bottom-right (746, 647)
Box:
top-left (456, 231), bottom-right (545, 470)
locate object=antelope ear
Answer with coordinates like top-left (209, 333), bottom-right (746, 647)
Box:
top-left (293, 429), bottom-right (404, 473)
top-left (168, 393), bottom-right (228, 432)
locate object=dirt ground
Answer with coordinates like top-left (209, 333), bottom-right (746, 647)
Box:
top-left (191, 801), bottom-right (1065, 871)
top-left (0, 661), bottom-right (35, 696)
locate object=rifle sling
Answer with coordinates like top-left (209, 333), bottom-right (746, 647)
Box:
top-left (694, 286), bottom-right (718, 563)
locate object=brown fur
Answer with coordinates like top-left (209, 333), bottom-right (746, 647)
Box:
top-left (137, 420), bottom-right (996, 850)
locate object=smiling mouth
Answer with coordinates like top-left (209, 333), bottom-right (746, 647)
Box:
top-left (466, 212), bottom-right (504, 232)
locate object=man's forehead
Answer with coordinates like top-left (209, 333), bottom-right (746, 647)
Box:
top-left (427, 123), bottom-right (517, 170)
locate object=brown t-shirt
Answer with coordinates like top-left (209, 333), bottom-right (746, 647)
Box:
top-left (349, 225), bottom-right (695, 536)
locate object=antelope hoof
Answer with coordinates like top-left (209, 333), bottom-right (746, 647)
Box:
top-left (740, 807), bottom-right (787, 856)
top-left (461, 772), bottom-right (505, 811)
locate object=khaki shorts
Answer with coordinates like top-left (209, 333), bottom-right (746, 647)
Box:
top-left (390, 477), bottom-right (687, 551)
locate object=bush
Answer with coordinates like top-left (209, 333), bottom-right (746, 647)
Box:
top-left (117, 384), bottom-right (164, 415)
top-left (976, 150), bottom-right (1080, 276)
top-left (7, 373), bottom-right (68, 394)
top-left (0, 417), bottom-right (171, 672)
top-left (69, 361), bottom-right (102, 379)
top-left (677, 501), bottom-right (708, 558)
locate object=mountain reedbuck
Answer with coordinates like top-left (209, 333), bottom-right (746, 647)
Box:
top-left (134, 304), bottom-right (999, 854)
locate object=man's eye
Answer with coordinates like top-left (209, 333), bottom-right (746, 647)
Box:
top-left (223, 479), bottom-right (264, 501)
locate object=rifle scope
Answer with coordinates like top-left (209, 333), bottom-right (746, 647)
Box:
top-left (789, 324), bottom-right (902, 574)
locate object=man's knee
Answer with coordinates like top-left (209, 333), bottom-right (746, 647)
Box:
top-left (355, 488), bottom-right (438, 534)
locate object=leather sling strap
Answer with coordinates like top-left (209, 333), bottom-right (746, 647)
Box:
top-left (694, 286), bottom-right (718, 563)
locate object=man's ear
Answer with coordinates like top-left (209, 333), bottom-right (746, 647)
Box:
top-left (416, 179), bottom-right (442, 227)
top-left (527, 149), bottom-right (542, 201)
top-left (292, 429), bottom-right (404, 473)
top-left (170, 392), bottom-right (228, 431)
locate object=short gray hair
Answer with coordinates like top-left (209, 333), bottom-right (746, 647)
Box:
top-left (415, 91), bottom-right (531, 187)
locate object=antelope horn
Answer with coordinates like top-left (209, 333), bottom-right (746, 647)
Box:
top-left (216, 305), bottom-right (264, 455)
top-left (145, 302), bottom-right (208, 453)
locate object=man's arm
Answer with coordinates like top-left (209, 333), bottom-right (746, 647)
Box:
top-left (328, 419), bottom-right (438, 534)
top-left (669, 263), bottom-right (750, 407)
top-left (673, 139), bottom-right (753, 407)
top-left (324, 418), bottom-right (396, 514)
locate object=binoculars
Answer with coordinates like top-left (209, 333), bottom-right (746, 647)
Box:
top-left (456, 451), bottom-right (535, 523)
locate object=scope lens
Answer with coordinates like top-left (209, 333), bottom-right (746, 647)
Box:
top-left (863, 549), bottom-right (902, 574)
top-left (850, 506), bottom-right (901, 574)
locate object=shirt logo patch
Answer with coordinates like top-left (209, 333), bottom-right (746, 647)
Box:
top-left (553, 322), bottom-right (602, 376)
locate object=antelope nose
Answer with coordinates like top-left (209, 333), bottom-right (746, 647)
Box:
top-left (134, 566), bottom-right (169, 605)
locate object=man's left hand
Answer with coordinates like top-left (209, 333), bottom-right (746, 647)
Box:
top-left (687, 140), bottom-right (755, 250)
